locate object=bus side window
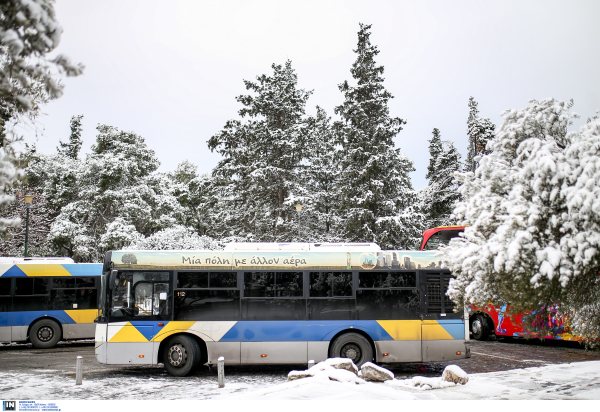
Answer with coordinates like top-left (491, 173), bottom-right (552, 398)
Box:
top-left (0, 278), bottom-right (11, 312)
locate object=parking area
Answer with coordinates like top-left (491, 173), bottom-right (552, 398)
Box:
top-left (2, 336), bottom-right (599, 380)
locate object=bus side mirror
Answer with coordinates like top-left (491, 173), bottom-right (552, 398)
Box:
top-left (109, 270), bottom-right (118, 290)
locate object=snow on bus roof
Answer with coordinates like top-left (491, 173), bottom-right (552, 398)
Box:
top-left (0, 257), bottom-right (75, 264)
top-left (223, 242), bottom-right (381, 251)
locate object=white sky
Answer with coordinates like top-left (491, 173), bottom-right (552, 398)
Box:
top-left (20, 0), bottom-right (600, 189)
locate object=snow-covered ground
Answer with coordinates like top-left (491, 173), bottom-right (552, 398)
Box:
top-left (1, 360), bottom-right (599, 401)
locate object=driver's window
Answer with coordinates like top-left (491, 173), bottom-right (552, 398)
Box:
top-left (110, 271), bottom-right (170, 319)
top-left (134, 283), bottom-right (154, 316)
top-left (133, 282), bottom-right (170, 317)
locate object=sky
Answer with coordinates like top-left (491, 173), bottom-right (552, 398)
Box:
top-left (19, 0), bottom-right (600, 189)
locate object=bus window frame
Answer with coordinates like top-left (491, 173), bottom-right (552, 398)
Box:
top-left (108, 270), bottom-right (174, 322)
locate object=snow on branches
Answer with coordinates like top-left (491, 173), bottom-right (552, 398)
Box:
top-left (334, 23), bottom-right (418, 249)
top-left (443, 98), bottom-right (600, 342)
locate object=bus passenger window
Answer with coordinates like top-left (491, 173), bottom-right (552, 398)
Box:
top-left (333, 273), bottom-right (352, 297)
top-left (310, 272), bottom-right (352, 297)
top-left (244, 272), bottom-right (275, 297)
top-left (209, 272), bottom-right (237, 288)
top-left (309, 272), bottom-right (332, 297)
top-left (275, 272), bottom-right (302, 297)
top-left (0, 278), bottom-right (11, 312)
top-left (178, 272), bottom-right (208, 288)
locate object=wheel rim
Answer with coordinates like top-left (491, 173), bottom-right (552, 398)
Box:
top-left (37, 326), bottom-right (54, 342)
top-left (167, 343), bottom-right (187, 367)
top-left (472, 319), bottom-right (482, 335)
top-left (340, 343), bottom-right (362, 363)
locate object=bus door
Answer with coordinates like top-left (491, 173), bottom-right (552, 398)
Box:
top-left (420, 271), bottom-right (463, 361)
top-left (107, 271), bottom-right (171, 364)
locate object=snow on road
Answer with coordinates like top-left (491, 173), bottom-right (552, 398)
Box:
top-left (1, 361), bottom-right (599, 400)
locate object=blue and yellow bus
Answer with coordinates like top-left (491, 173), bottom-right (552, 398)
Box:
top-left (95, 243), bottom-right (469, 376)
top-left (0, 258), bottom-right (102, 348)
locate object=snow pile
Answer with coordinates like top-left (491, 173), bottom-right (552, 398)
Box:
top-left (287, 359), bottom-right (397, 384)
top-left (287, 358), bottom-right (364, 384)
top-left (387, 365), bottom-right (468, 391)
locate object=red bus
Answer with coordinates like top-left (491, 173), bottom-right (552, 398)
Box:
top-left (421, 226), bottom-right (578, 342)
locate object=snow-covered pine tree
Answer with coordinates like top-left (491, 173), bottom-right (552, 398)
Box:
top-left (442, 98), bottom-right (600, 345)
top-left (26, 119), bottom-right (83, 222)
top-left (465, 97), bottom-right (496, 172)
top-left (421, 128), bottom-right (462, 228)
top-left (48, 124), bottom-right (182, 261)
top-left (208, 60), bottom-right (312, 241)
top-left (0, 0), bottom-right (83, 232)
top-left (334, 23), bottom-right (418, 249)
top-left (57, 115), bottom-right (83, 159)
top-left (288, 106), bottom-right (343, 242)
top-left (127, 225), bottom-right (220, 251)
top-left (164, 160), bottom-right (219, 237)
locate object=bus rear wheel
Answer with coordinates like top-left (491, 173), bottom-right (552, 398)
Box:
top-left (163, 335), bottom-right (201, 377)
top-left (329, 332), bottom-right (373, 367)
top-left (470, 314), bottom-right (490, 341)
top-left (30, 319), bottom-right (62, 349)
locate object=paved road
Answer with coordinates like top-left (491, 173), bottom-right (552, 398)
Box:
top-left (1, 336), bottom-right (599, 381)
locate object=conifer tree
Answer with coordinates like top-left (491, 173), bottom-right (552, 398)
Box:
top-left (208, 61), bottom-right (311, 241)
top-left (334, 23), bottom-right (418, 249)
top-left (289, 107), bottom-right (342, 241)
top-left (47, 124), bottom-right (183, 261)
top-left (421, 128), bottom-right (462, 228)
top-left (57, 115), bottom-right (83, 159)
top-left (466, 97), bottom-right (496, 172)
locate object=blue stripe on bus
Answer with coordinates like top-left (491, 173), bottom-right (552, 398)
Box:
top-left (0, 310), bottom-right (76, 327)
top-left (219, 320), bottom-right (394, 342)
top-left (129, 321), bottom-right (160, 341)
top-left (436, 319), bottom-right (465, 339)
top-left (60, 264), bottom-right (102, 276)
top-left (1, 265), bottom-right (27, 277)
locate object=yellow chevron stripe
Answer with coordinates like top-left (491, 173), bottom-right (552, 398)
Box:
top-left (422, 320), bottom-right (454, 340)
top-left (18, 264), bottom-right (71, 277)
top-left (64, 309), bottom-right (97, 324)
top-left (151, 321), bottom-right (196, 342)
top-left (109, 322), bottom-right (150, 343)
top-left (377, 320), bottom-right (422, 340)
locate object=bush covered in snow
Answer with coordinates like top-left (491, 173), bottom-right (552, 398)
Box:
top-left (442, 98), bottom-right (600, 344)
top-left (127, 225), bottom-right (221, 250)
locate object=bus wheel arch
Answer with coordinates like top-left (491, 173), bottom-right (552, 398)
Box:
top-left (29, 317), bottom-right (63, 349)
top-left (158, 333), bottom-right (206, 377)
top-left (327, 329), bottom-right (375, 367)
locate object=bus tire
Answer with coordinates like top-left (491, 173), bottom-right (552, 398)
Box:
top-left (163, 335), bottom-right (201, 377)
top-left (329, 332), bottom-right (373, 367)
top-left (30, 319), bottom-right (62, 349)
top-left (470, 314), bottom-right (490, 341)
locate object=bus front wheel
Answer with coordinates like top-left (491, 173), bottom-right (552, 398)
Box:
top-left (30, 319), bottom-right (62, 349)
top-left (329, 332), bottom-right (373, 367)
top-left (163, 335), bottom-right (201, 377)
top-left (470, 314), bottom-right (490, 341)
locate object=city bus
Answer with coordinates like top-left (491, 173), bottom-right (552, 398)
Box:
top-left (0, 258), bottom-right (102, 348)
top-left (95, 243), bottom-right (469, 376)
top-left (420, 226), bottom-right (579, 342)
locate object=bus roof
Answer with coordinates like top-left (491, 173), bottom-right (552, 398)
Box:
top-left (223, 242), bottom-right (381, 252)
top-left (0, 257), bottom-right (75, 264)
